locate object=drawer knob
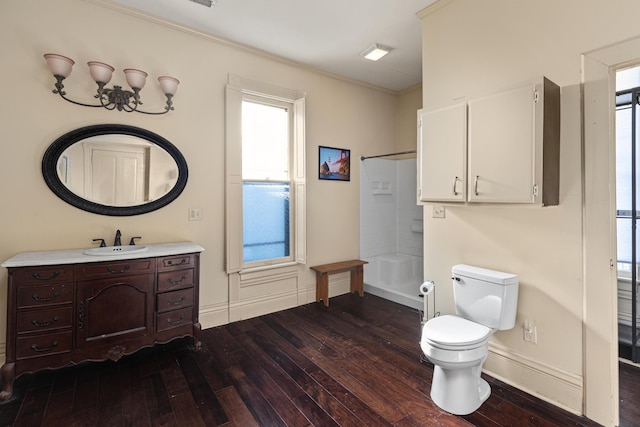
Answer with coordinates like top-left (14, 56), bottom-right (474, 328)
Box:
top-left (31, 316), bottom-right (60, 328)
top-left (31, 341), bottom-right (59, 353)
top-left (32, 291), bottom-right (60, 302)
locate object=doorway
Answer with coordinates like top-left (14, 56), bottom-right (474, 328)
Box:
top-left (615, 66), bottom-right (640, 364)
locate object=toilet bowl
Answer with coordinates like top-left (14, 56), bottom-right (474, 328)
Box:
top-left (420, 265), bottom-right (519, 415)
top-left (421, 315), bottom-right (493, 415)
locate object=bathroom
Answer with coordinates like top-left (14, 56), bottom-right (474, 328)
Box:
top-left (3, 1), bottom-right (639, 425)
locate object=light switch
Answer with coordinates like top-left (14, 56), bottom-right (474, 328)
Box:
top-left (189, 208), bottom-right (202, 221)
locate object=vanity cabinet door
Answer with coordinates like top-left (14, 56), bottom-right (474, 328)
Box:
top-left (75, 274), bottom-right (154, 348)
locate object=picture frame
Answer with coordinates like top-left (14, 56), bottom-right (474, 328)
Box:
top-left (318, 145), bottom-right (350, 181)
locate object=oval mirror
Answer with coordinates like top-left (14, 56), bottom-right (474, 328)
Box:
top-left (42, 124), bottom-right (188, 216)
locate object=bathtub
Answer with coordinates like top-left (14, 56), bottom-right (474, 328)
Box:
top-left (363, 253), bottom-right (424, 311)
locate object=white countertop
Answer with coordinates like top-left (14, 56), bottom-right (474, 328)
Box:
top-left (1, 242), bottom-right (204, 268)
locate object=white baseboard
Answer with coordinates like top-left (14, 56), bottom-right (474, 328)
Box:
top-left (229, 291), bottom-right (298, 322)
top-left (199, 302), bottom-right (229, 329)
top-left (484, 342), bottom-right (583, 415)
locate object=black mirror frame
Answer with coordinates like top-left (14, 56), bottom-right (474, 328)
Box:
top-left (42, 124), bottom-right (188, 216)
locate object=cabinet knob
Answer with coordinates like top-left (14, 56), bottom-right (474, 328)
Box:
top-left (474, 175), bottom-right (480, 196)
top-left (452, 176), bottom-right (459, 196)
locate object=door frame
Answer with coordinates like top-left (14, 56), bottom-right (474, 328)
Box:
top-left (582, 37), bottom-right (640, 426)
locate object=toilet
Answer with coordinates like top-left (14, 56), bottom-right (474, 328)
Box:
top-left (420, 264), bottom-right (519, 415)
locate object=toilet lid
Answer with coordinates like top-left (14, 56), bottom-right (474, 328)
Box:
top-left (422, 315), bottom-right (492, 347)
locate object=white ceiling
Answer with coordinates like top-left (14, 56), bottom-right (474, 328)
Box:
top-left (107, 0), bottom-right (436, 92)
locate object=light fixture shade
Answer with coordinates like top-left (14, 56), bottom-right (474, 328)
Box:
top-left (158, 76), bottom-right (180, 95)
top-left (44, 53), bottom-right (75, 78)
top-left (361, 43), bottom-right (392, 61)
top-left (123, 68), bottom-right (148, 90)
top-left (87, 61), bottom-right (115, 84)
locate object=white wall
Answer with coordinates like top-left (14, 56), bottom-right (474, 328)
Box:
top-left (0, 0), bottom-right (402, 351)
top-left (419, 0), bottom-right (640, 424)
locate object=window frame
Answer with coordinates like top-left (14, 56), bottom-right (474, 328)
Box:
top-left (225, 75), bottom-right (306, 273)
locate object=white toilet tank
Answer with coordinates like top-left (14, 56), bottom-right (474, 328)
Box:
top-left (452, 264), bottom-right (519, 330)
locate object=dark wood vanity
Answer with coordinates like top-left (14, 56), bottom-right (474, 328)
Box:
top-left (0, 242), bottom-right (202, 400)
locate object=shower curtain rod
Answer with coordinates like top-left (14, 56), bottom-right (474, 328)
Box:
top-left (360, 150), bottom-right (417, 161)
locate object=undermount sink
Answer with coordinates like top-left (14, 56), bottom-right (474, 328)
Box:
top-left (83, 245), bottom-right (149, 256)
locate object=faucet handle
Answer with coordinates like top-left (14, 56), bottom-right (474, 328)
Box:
top-left (92, 238), bottom-right (106, 248)
top-left (129, 236), bottom-right (142, 246)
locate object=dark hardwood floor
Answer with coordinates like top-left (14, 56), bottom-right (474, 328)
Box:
top-left (0, 293), bottom-right (637, 426)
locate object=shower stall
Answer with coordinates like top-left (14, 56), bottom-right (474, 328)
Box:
top-left (360, 155), bottom-right (424, 310)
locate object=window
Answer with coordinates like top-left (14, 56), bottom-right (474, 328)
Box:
top-left (242, 97), bottom-right (291, 263)
top-left (225, 75), bottom-right (306, 272)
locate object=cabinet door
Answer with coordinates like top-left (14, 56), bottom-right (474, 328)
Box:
top-left (418, 103), bottom-right (467, 202)
top-left (76, 274), bottom-right (154, 348)
top-left (468, 83), bottom-right (536, 203)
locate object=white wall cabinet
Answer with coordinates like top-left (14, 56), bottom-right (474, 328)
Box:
top-left (418, 77), bottom-right (560, 206)
top-left (418, 103), bottom-right (467, 202)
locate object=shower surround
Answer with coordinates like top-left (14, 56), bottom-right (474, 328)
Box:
top-left (360, 157), bottom-right (423, 310)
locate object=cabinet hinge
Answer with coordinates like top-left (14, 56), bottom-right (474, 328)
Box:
top-left (532, 184), bottom-right (539, 197)
top-left (534, 90), bottom-right (540, 103)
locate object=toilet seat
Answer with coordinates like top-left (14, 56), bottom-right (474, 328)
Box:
top-left (422, 315), bottom-right (492, 350)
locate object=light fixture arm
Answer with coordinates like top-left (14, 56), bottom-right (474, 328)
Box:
top-left (51, 75), bottom-right (103, 108)
top-left (44, 53), bottom-right (178, 115)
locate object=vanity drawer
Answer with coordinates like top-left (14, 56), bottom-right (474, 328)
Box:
top-left (10, 265), bottom-right (74, 285)
top-left (75, 258), bottom-right (155, 279)
top-left (17, 306), bottom-right (73, 334)
top-left (157, 254), bottom-right (196, 272)
top-left (157, 269), bottom-right (194, 292)
top-left (16, 331), bottom-right (72, 360)
top-left (156, 307), bottom-right (193, 332)
top-left (17, 283), bottom-right (73, 309)
top-left (157, 288), bottom-right (194, 313)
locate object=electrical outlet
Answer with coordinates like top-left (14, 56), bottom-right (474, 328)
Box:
top-left (188, 208), bottom-right (202, 221)
top-left (523, 322), bottom-right (537, 344)
top-left (432, 206), bottom-right (445, 219)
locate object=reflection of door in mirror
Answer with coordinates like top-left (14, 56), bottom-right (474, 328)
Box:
top-left (45, 125), bottom-right (187, 215)
top-left (86, 144), bottom-right (149, 206)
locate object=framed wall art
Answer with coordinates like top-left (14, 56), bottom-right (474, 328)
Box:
top-left (318, 146), bottom-right (350, 181)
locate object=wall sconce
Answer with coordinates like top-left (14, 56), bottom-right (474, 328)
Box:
top-left (44, 53), bottom-right (179, 115)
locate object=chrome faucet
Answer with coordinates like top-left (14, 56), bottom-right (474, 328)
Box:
top-left (114, 229), bottom-right (122, 246)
